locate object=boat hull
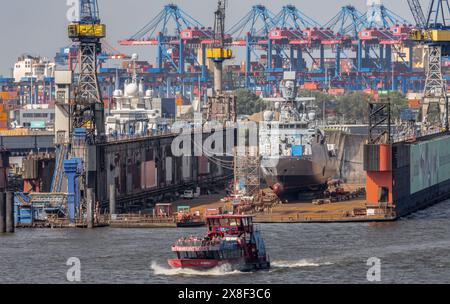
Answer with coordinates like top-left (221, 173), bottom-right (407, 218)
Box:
top-left (167, 259), bottom-right (270, 272)
top-left (176, 221), bottom-right (206, 228)
top-left (262, 157), bottom-right (336, 196)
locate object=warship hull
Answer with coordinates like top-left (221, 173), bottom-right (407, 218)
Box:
top-left (261, 156), bottom-right (337, 196)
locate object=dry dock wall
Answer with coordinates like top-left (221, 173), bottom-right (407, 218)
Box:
top-left (392, 133), bottom-right (450, 217)
top-left (98, 132), bottom-right (231, 210)
top-left (326, 130), bottom-right (366, 184)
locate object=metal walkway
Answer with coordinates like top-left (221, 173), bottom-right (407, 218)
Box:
top-left (50, 144), bottom-right (68, 193)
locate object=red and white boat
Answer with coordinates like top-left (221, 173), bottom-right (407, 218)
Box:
top-left (168, 214), bottom-right (270, 272)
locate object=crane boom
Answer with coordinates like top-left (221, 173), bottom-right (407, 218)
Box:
top-left (213, 0), bottom-right (226, 47)
top-left (407, 0), bottom-right (427, 28)
top-left (207, 0), bottom-right (232, 94)
top-left (426, 0), bottom-right (450, 28)
top-left (79, 0), bottom-right (100, 23)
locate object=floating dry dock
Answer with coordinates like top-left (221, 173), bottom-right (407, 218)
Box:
top-left (364, 131), bottom-right (450, 218)
top-left (193, 127), bottom-right (450, 224)
top-left (191, 184), bottom-right (395, 224)
top-left (254, 131), bottom-right (450, 223)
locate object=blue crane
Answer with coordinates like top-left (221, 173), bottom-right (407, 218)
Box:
top-left (324, 6), bottom-right (368, 79)
top-left (273, 4), bottom-right (320, 29)
top-left (366, 3), bottom-right (410, 28)
top-left (227, 5), bottom-right (276, 39)
top-left (227, 5), bottom-right (276, 91)
top-left (325, 5), bottom-right (367, 39)
top-left (120, 4), bottom-right (211, 77)
top-left (271, 5), bottom-right (325, 75)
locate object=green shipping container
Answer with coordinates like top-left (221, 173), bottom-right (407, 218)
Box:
top-left (30, 121), bottom-right (46, 129)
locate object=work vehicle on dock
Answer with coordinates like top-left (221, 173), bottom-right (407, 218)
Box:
top-left (176, 206), bottom-right (205, 228)
top-left (168, 214), bottom-right (270, 271)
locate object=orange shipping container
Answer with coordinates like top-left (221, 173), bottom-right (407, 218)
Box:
top-left (408, 99), bottom-right (421, 109)
top-left (303, 82), bottom-right (320, 90)
top-left (364, 89), bottom-right (378, 96)
top-left (328, 88), bottom-right (345, 95)
top-left (0, 92), bottom-right (17, 100)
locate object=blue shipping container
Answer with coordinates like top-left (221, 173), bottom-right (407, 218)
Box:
top-left (292, 145), bottom-right (303, 157)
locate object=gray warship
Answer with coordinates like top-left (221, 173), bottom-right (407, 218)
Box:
top-left (259, 72), bottom-right (338, 197)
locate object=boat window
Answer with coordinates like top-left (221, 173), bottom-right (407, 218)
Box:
top-left (180, 251), bottom-right (198, 259)
top-left (222, 249), bottom-right (242, 259)
top-left (219, 219), bottom-right (229, 226)
top-left (208, 218), bottom-right (221, 228)
top-left (229, 219), bottom-right (239, 227)
top-left (242, 217), bottom-right (248, 227)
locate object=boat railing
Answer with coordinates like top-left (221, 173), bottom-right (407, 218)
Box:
top-left (174, 238), bottom-right (223, 248)
top-left (392, 124), bottom-right (442, 143)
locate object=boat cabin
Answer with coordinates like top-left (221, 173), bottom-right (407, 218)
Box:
top-left (206, 215), bottom-right (254, 236)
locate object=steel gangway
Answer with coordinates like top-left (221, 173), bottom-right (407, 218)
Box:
top-left (50, 144), bottom-right (68, 193)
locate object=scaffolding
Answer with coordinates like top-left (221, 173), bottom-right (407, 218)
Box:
top-left (233, 146), bottom-right (261, 198)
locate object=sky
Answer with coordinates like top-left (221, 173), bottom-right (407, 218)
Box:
top-left (0, 0), bottom-right (413, 76)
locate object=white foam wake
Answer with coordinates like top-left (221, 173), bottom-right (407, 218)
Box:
top-left (150, 261), bottom-right (243, 277)
top-left (271, 259), bottom-right (333, 268)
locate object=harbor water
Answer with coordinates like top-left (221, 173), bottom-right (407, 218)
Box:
top-left (1, 199), bottom-right (450, 284)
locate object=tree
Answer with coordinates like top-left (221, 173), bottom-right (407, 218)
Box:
top-left (235, 89), bottom-right (268, 115)
top-left (297, 90), bottom-right (335, 122)
top-left (335, 92), bottom-right (372, 124)
top-left (384, 91), bottom-right (408, 120)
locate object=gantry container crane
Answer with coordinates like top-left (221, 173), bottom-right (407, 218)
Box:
top-left (408, 0), bottom-right (450, 127)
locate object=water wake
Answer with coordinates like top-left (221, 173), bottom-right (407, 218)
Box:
top-left (150, 262), bottom-right (243, 277)
top-left (272, 259), bottom-right (333, 268)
